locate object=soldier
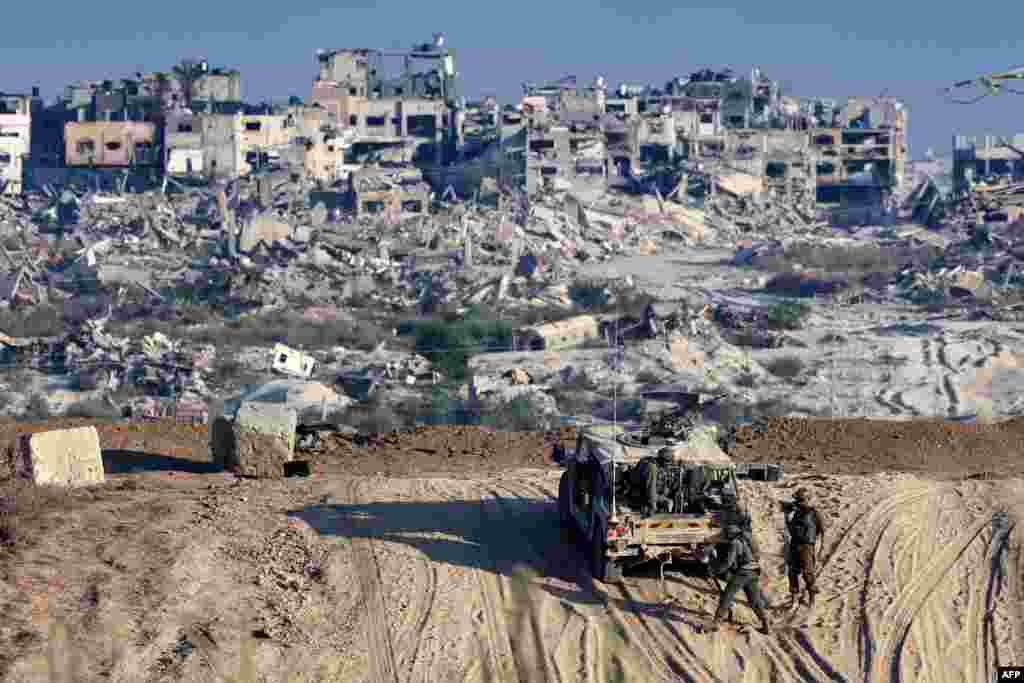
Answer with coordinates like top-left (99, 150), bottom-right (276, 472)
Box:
top-left (785, 487), bottom-right (827, 607)
top-left (703, 524), bottom-right (772, 634)
top-left (632, 447), bottom-right (676, 516)
top-left (720, 490), bottom-right (757, 555)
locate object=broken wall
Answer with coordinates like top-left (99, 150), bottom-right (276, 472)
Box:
top-left (165, 111), bottom-right (202, 175)
top-left (317, 49), bottom-right (373, 95)
top-left (200, 113), bottom-right (247, 178)
top-left (193, 71), bottom-right (242, 103)
top-left (526, 125), bottom-right (572, 193)
top-left (64, 121), bottom-right (159, 167)
top-left (303, 136), bottom-right (348, 183)
top-left (0, 138), bottom-right (26, 195)
top-left (311, 80), bottom-right (346, 127)
top-left (240, 114), bottom-right (291, 152)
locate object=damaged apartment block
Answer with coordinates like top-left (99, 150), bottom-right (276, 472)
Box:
top-left (310, 35), bottom-right (463, 180)
top-left (518, 66), bottom-right (911, 225)
top-left (350, 165), bottom-right (430, 217)
top-left (0, 91), bottom-right (38, 195)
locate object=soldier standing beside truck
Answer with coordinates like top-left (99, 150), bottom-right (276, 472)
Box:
top-left (719, 490), bottom-right (755, 551)
top-left (784, 487), bottom-right (827, 607)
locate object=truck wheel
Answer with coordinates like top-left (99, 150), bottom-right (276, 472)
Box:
top-left (558, 471), bottom-right (572, 527)
top-left (591, 519), bottom-right (624, 584)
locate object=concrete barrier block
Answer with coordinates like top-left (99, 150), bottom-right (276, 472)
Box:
top-left (231, 431), bottom-right (294, 478)
top-left (235, 402), bottom-right (297, 454)
top-left (211, 402), bottom-right (297, 478)
top-left (14, 426), bottom-right (105, 487)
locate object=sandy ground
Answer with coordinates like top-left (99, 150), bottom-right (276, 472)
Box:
top-left (1, 418), bottom-right (1023, 682)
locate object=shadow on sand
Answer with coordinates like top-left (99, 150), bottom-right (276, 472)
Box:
top-left (288, 495), bottom-right (759, 627)
top-left (102, 449), bottom-right (220, 475)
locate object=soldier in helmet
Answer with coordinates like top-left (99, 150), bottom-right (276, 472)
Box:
top-left (719, 489), bottom-right (758, 556)
top-left (631, 446), bottom-right (677, 516)
top-left (785, 487), bottom-right (827, 607)
top-left (703, 524), bottom-right (772, 633)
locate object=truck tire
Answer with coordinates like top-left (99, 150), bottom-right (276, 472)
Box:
top-left (558, 471), bottom-right (572, 527)
top-left (591, 518), bottom-right (623, 584)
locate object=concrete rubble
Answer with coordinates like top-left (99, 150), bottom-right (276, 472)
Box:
top-left (211, 402), bottom-right (298, 478)
top-left (0, 44), bottom-right (1023, 432)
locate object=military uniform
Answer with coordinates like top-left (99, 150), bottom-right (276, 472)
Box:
top-left (705, 525), bottom-right (772, 633)
top-left (785, 488), bottom-right (827, 606)
top-left (632, 447), bottom-right (676, 516)
top-left (719, 492), bottom-right (758, 556)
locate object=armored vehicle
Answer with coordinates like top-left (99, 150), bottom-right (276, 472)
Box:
top-left (556, 419), bottom-right (782, 583)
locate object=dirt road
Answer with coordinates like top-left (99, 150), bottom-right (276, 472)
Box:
top-left (1, 419), bottom-right (1023, 681)
top-left (286, 471), bottom-right (1023, 683)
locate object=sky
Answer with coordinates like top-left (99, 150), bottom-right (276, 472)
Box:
top-left (2, 0), bottom-right (1023, 158)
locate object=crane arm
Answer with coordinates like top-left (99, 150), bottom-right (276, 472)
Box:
top-left (941, 66), bottom-right (1024, 102)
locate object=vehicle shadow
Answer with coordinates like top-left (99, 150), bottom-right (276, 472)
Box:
top-left (290, 496), bottom-right (590, 586)
top-left (102, 449), bottom-right (220, 475)
top-left (289, 496), bottom-right (771, 625)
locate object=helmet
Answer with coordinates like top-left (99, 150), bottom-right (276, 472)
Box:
top-left (657, 446), bottom-right (674, 464)
top-left (723, 524), bottom-right (742, 539)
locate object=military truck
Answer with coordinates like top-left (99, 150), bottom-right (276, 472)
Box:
top-left (555, 421), bottom-right (782, 583)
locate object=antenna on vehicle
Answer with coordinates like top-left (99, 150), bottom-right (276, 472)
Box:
top-left (609, 288), bottom-right (621, 523)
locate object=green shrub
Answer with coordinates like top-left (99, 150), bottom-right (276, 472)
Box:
top-left (409, 311), bottom-right (513, 382)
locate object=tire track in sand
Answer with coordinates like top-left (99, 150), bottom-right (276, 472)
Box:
top-left (868, 515), bottom-right (989, 683)
top-left (394, 480), bottom-right (441, 683)
top-left (343, 478), bottom-right (400, 683)
top-left (813, 482), bottom-right (936, 680)
top-left (972, 514), bottom-right (1016, 683)
top-left (424, 479), bottom-right (519, 683)
top-left (489, 477), bottom-right (676, 682)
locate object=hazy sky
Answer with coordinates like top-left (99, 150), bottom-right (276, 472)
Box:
top-left (2, 0), bottom-right (1022, 157)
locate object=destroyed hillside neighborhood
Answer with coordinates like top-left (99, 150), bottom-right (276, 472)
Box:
top-left (0, 36), bottom-right (1023, 683)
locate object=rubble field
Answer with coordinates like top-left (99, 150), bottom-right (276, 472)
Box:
top-left (0, 416), bottom-right (1022, 682)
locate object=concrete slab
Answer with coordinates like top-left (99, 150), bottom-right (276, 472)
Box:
top-left (239, 214), bottom-right (291, 251)
top-left (235, 402), bottom-right (298, 454)
top-left (211, 402), bottom-right (297, 478)
top-left (13, 426), bottom-right (105, 487)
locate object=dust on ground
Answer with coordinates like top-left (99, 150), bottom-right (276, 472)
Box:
top-left (0, 417), bottom-right (1021, 682)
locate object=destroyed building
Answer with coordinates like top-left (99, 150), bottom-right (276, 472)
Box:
top-left (514, 67), bottom-right (909, 225)
top-left (311, 36), bottom-right (463, 169)
top-left (0, 91), bottom-right (37, 195)
top-left (349, 165), bottom-right (430, 217)
top-left (64, 121), bottom-right (160, 168)
top-left (953, 133), bottom-right (1024, 191)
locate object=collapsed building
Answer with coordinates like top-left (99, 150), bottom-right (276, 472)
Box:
top-left (2, 51), bottom-right (909, 228)
top-left (310, 36), bottom-right (462, 168)
top-left (349, 165), bottom-right (430, 217)
top-left (516, 67), bottom-right (908, 226)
